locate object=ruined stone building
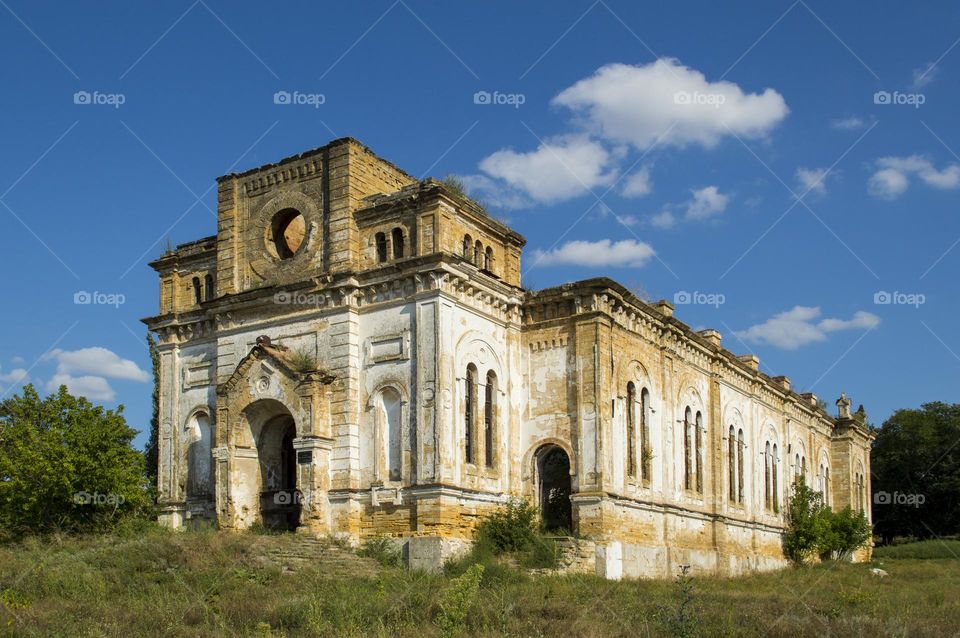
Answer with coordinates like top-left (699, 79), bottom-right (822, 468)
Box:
top-left (144, 138), bottom-right (873, 578)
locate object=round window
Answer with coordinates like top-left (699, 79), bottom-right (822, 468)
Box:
top-left (270, 209), bottom-right (306, 259)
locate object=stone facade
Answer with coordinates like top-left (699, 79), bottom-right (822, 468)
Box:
top-left (144, 137), bottom-right (873, 578)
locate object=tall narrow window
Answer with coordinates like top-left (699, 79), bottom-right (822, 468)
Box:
top-left (772, 444), bottom-right (780, 513)
top-left (204, 274), bottom-right (214, 301)
top-left (186, 412), bottom-right (212, 497)
top-left (764, 442), bottom-right (772, 510)
top-left (626, 382), bottom-right (636, 478)
top-left (392, 228), bottom-right (404, 259)
top-left (465, 364), bottom-right (477, 464)
top-left (380, 388), bottom-right (402, 482)
top-left (728, 426), bottom-right (736, 502)
top-left (737, 429), bottom-right (744, 503)
top-left (640, 388), bottom-right (650, 481)
top-left (192, 277), bottom-right (202, 304)
top-left (801, 456), bottom-right (807, 482)
top-left (683, 407), bottom-right (692, 490)
top-left (824, 466), bottom-right (830, 506)
top-left (463, 234), bottom-right (473, 260)
top-left (484, 246), bottom-right (493, 271)
top-left (376, 232), bottom-right (388, 263)
top-left (695, 411), bottom-right (703, 493)
top-left (474, 240), bottom-right (482, 265)
top-left (484, 371), bottom-right (496, 468)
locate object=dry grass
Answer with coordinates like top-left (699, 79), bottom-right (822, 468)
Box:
top-left (0, 526), bottom-right (957, 637)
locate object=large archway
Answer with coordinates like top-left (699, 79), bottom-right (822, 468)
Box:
top-left (536, 445), bottom-right (573, 532)
top-left (256, 412), bottom-right (301, 531)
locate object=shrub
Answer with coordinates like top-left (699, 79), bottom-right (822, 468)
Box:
top-left (474, 498), bottom-right (539, 553)
top-left (357, 536), bottom-right (402, 568)
top-left (435, 563), bottom-right (484, 638)
top-left (819, 507), bottom-right (872, 561)
top-left (783, 479), bottom-right (872, 564)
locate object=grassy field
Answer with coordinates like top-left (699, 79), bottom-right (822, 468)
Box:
top-left (0, 525), bottom-right (958, 637)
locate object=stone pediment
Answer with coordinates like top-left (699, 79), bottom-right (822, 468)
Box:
top-left (216, 335), bottom-right (334, 398)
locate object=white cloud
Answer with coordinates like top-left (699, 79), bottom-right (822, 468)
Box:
top-left (735, 306), bottom-right (880, 350)
top-left (685, 185), bottom-right (729, 220)
top-left (532, 239), bottom-right (655, 268)
top-left (43, 347), bottom-right (150, 382)
top-left (0, 367), bottom-right (29, 385)
top-left (46, 373), bottom-right (115, 402)
top-left (478, 135), bottom-right (618, 203)
top-left (621, 166), bottom-right (653, 198)
top-left (868, 155), bottom-right (960, 199)
top-left (552, 59), bottom-right (789, 150)
top-left (11, 356), bottom-right (25, 365)
top-left (457, 174), bottom-right (533, 210)
top-left (795, 167), bottom-right (829, 195)
top-left (831, 116), bottom-right (866, 130)
top-left (912, 62), bottom-right (937, 89)
top-left (649, 211), bottom-right (676, 229)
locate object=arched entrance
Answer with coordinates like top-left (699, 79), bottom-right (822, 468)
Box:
top-left (536, 445), bottom-right (573, 532)
top-left (257, 413), bottom-right (301, 531)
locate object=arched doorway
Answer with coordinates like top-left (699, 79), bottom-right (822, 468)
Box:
top-left (257, 413), bottom-right (301, 531)
top-left (536, 445), bottom-right (573, 532)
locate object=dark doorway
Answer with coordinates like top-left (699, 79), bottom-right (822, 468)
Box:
top-left (537, 445), bottom-right (573, 532)
top-left (259, 415), bottom-right (301, 531)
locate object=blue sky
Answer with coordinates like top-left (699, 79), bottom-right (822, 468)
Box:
top-left (1, 1), bottom-right (958, 448)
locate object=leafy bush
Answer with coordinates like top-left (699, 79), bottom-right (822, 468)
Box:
top-left (783, 479), bottom-right (872, 564)
top-left (357, 536), bottom-right (402, 567)
top-left (474, 498), bottom-right (540, 553)
top-left (435, 563), bottom-right (484, 637)
top-left (0, 384), bottom-right (152, 539)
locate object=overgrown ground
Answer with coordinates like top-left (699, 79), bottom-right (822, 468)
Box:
top-left (0, 525), bottom-right (958, 637)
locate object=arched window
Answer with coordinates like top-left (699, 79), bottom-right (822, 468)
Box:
top-left (728, 426), bottom-right (737, 502)
top-left (204, 274), bottom-right (214, 301)
top-left (474, 240), bottom-right (483, 265)
top-left (484, 371), bottom-right (496, 468)
top-left (824, 466), bottom-right (831, 507)
top-left (192, 277), bottom-right (202, 304)
top-left (764, 441), bottom-right (772, 510)
top-left (186, 412), bottom-right (212, 497)
top-left (772, 444), bottom-right (780, 513)
top-left (695, 411), bottom-right (703, 493)
top-left (626, 382), bottom-right (636, 478)
top-left (377, 388), bottom-right (403, 482)
top-left (392, 228), bottom-right (404, 259)
top-left (801, 456), bottom-right (807, 481)
top-left (683, 407), bottom-right (692, 490)
top-left (465, 364), bottom-right (477, 464)
top-left (375, 232), bottom-right (388, 263)
top-left (737, 429), bottom-right (744, 503)
top-left (484, 246), bottom-right (493, 271)
top-left (640, 388), bottom-right (650, 481)
top-left (795, 454), bottom-right (802, 482)
top-left (463, 234), bottom-right (473, 261)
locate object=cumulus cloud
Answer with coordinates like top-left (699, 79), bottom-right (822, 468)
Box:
top-left (868, 155), bottom-right (960, 199)
top-left (795, 167), bottom-right (830, 195)
top-left (532, 239), bottom-right (655, 268)
top-left (457, 174), bottom-right (533, 210)
top-left (46, 373), bottom-right (116, 402)
top-left (621, 166), bottom-right (653, 198)
top-left (552, 59), bottom-right (788, 150)
top-left (831, 116), bottom-right (867, 130)
top-left (735, 306), bottom-right (880, 350)
top-left (685, 185), bottom-right (729, 220)
top-left (650, 210), bottom-right (676, 229)
top-left (478, 135), bottom-right (618, 204)
top-left (44, 347), bottom-right (149, 382)
top-left (0, 367), bottom-right (29, 386)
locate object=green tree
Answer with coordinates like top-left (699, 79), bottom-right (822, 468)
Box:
top-left (783, 479), bottom-right (830, 565)
top-left (145, 333), bottom-right (160, 482)
top-left (0, 384), bottom-right (151, 538)
top-left (819, 507), bottom-right (872, 561)
top-left (872, 402), bottom-right (960, 542)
